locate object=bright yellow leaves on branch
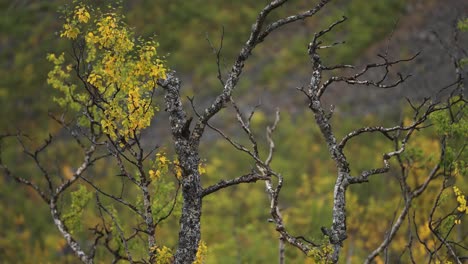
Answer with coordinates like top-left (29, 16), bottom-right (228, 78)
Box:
top-left (48, 4), bottom-right (167, 142)
top-left (149, 152), bottom-right (170, 181)
top-left (148, 157), bottom-right (205, 181)
top-left (152, 245), bottom-right (173, 264)
top-left (193, 241), bottom-right (208, 264)
top-left (198, 163), bottom-right (206, 175)
top-left (453, 186), bottom-right (467, 224)
top-left (148, 152), bottom-right (188, 181)
top-left (173, 159), bottom-right (183, 179)
top-left (61, 23), bottom-right (80, 39)
top-left (75, 6), bottom-right (90, 23)
top-left (150, 241), bottom-right (207, 264)
top-left (60, 5), bottom-right (90, 39)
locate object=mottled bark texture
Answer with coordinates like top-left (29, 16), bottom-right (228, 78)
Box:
top-left (305, 28), bottom-right (351, 262)
top-left (300, 14), bottom-right (466, 263)
top-left (309, 87), bottom-right (350, 263)
top-left (159, 0), bottom-right (337, 262)
top-left (160, 75), bottom-right (203, 263)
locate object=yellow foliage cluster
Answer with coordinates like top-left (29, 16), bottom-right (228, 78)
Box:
top-left (436, 260), bottom-right (454, 264)
top-left (198, 162), bottom-right (207, 175)
top-left (49, 4), bottom-right (167, 142)
top-left (149, 152), bottom-right (170, 181)
top-left (152, 245), bottom-right (173, 264)
top-left (61, 23), bottom-right (80, 39)
top-left (193, 241), bottom-right (208, 264)
top-left (147, 152), bottom-right (202, 181)
top-left (150, 241), bottom-right (207, 264)
top-left (307, 242), bottom-right (333, 264)
top-left (60, 5), bottom-right (90, 39)
top-left (147, 150), bottom-right (205, 182)
top-left (173, 159), bottom-right (183, 179)
top-left (453, 186), bottom-right (467, 224)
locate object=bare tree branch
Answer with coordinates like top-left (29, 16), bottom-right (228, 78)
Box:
top-left (202, 172), bottom-right (269, 197)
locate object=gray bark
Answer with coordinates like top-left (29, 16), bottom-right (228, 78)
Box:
top-left (50, 198), bottom-right (93, 264)
top-left (161, 75), bottom-right (203, 263)
top-left (309, 94), bottom-right (350, 262)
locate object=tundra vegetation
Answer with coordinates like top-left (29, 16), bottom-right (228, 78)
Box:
top-left (0, 1), bottom-right (466, 263)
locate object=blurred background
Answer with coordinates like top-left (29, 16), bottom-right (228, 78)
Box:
top-left (0, 0), bottom-right (467, 263)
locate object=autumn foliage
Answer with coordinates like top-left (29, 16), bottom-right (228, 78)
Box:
top-left (0, 1), bottom-right (466, 264)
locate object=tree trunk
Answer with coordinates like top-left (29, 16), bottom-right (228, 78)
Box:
top-left (174, 169), bottom-right (202, 263)
top-left (160, 75), bottom-right (203, 263)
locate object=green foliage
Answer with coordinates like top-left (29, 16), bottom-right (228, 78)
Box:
top-left (63, 185), bottom-right (92, 234)
top-left (1, 1), bottom-right (467, 263)
top-left (48, 3), bottom-right (167, 142)
top-left (458, 18), bottom-right (468, 68)
top-left (431, 97), bottom-right (467, 138)
top-left (307, 238), bottom-right (333, 264)
top-left (457, 18), bottom-right (468, 31)
top-left (105, 204), bottom-right (124, 250)
top-left (199, 106), bottom-right (467, 263)
top-left (431, 97), bottom-right (467, 179)
top-left (0, 0), bottom-right (409, 131)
